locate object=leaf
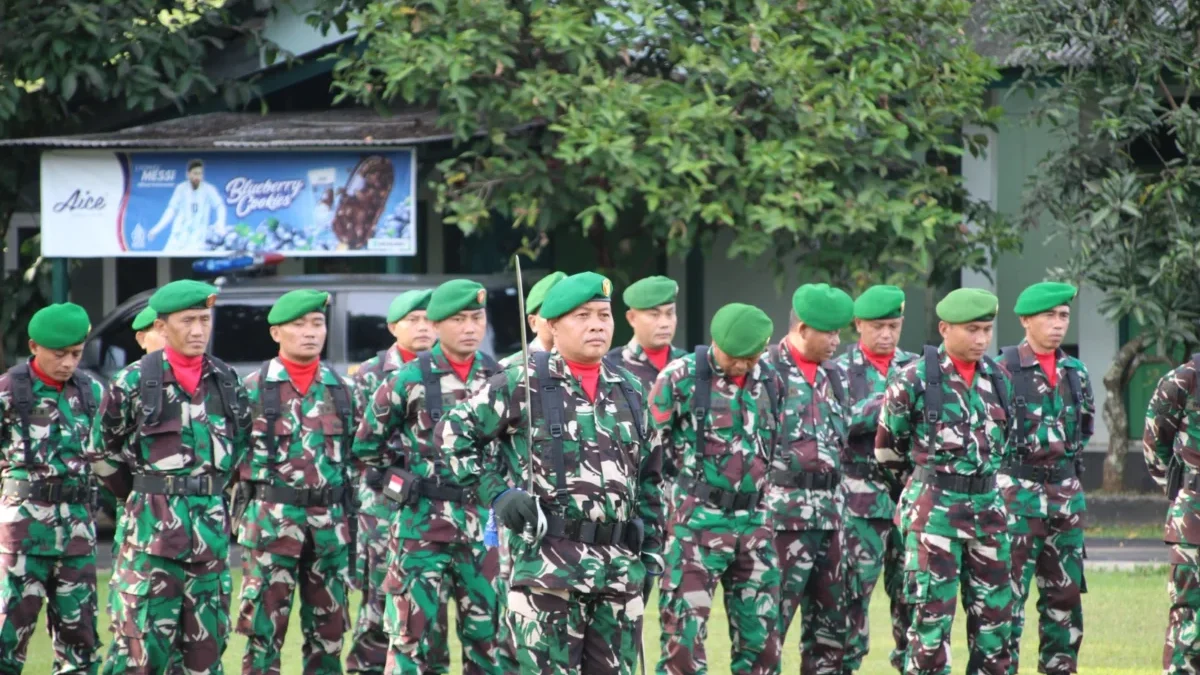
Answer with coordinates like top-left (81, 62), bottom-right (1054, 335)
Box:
top-left (60, 73), bottom-right (77, 101)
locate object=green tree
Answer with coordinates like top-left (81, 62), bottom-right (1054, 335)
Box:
top-left (329, 0), bottom-right (1017, 293)
top-left (0, 0), bottom-right (267, 363)
top-left (990, 0), bottom-right (1200, 490)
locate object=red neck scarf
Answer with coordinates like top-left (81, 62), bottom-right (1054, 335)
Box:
top-left (445, 352), bottom-right (476, 383)
top-left (280, 356), bottom-right (319, 396)
top-left (1034, 349), bottom-right (1059, 388)
top-left (786, 340), bottom-right (820, 384)
top-left (730, 374), bottom-right (748, 388)
top-left (29, 359), bottom-right (63, 392)
top-left (948, 354), bottom-right (977, 385)
top-left (643, 344), bottom-right (671, 371)
top-left (165, 346), bottom-right (203, 396)
top-left (565, 359), bottom-right (601, 402)
top-left (398, 346), bottom-right (418, 364)
top-left (860, 343), bottom-right (894, 377)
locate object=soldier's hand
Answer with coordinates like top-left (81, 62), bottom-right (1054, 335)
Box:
top-left (494, 490), bottom-right (538, 531)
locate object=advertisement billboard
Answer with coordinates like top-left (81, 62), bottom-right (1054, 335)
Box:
top-left (39, 149), bottom-right (417, 257)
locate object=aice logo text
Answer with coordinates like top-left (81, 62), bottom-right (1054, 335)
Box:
top-left (52, 190), bottom-right (106, 213)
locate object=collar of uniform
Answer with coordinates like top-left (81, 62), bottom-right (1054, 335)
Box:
top-left (1016, 339), bottom-right (1069, 370)
top-left (936, 344), bottom-right (999, 380)
top-left (158, 352), bottom-right (212, 388)
top-left (625, 338), bottom-right (644, 362)
top-left (850, 342), bottom-right (915, 368)
top-left (383, 344), bottom-right (403, 372)
top-left (428, 342), bottom-right (495, 379)
top-left (264, 357), bottom-right (339, 386)
top-left (706, 344), bottom-right (768, 388)
top-left (775, 337), bottom-right (835, 381)
top-left (544, 349), bottom-right (623, 385)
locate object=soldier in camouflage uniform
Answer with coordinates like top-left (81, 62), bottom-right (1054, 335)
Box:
top-left (354, 279), bottom-right (502, 675)
top-left (998, 283), bottom-right (1094, 675)
top-left (875, 288), bottom-right (1013, 675)
top-left (767, 284), bottom-right (852, 675)
top-left (89, 280), bottom-right (252, 675)
top-left (652, 303), bottom-right (782, 675)
top-left (347, 289), bottom-right (433, 675)
top-left (0, 303), bottom-right (104, 674)
top-left (441, 272), bottom-right (664, 675)
top-left (607, 276), bottom-right (686, 391)
top-left (497, 271), bottom-right (565, 369)
top-left (834, 285), bottom-right (917, 673)
top-left (1143, 344), bottom-right (1200, 674)
top-left (235, 290), bottom-right (363, 675)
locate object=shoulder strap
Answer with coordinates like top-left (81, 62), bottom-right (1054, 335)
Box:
top-left (138, 350), bottom-right (165, 429)
top-left (479, 352), bottom-right (500, 373)
top-left (325, 371), bottom-right (355, 443)
top-left (8, 364), bottom-right (34, 466)
top-left (847, 358), bottom-right (870, 401)
top-left (419, 352), bottom-right (444, 423)
top-left (693, 346), bottom-right (712, 443)
top-left (1001, 346), bottom-right (1029, 449)
top-left (533, 351), bottom-right (568, 509)
top-left (1191, 354), bottom-right (1200, 400)
top-left (922, 345), bottom-right (943, 451)
top-left (981, 356), bottom-right (1010, 441)
top-left (1064, 365), bottom-right (1083, 449)
top-left (70, 371), bottom-right (97, 419)
top-left (822, 363), bottom-right (846, 408)
top-left (260, 363), bottom-right (280, 469)
top-left (612, 375), bottom-right (646, 445)
top-left (207, 357), bottom-right (240, 425)
top-left (378, 349), bottom-right (389, 365)
top-left (761, 367), bottom-right (782, 467)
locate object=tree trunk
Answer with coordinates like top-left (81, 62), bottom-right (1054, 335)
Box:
top-left (1101, 335), bottom-right (1145, 492)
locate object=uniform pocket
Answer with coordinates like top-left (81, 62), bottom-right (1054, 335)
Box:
top-left (321, 417), bottom-right (346, 463)
top-left (903, 569), bottom-right (931, 605)
top-left (384, 578), bottom-right (423, 651)
top-left (234, 573), bottom-right (263, 636)
top-left (113, 568), bottom-right (151, 638)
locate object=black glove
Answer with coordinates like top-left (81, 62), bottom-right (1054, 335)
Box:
top-left (494, 490), bottom-right (538, 531)
top-left (641, 553), bottom-right (664, 603)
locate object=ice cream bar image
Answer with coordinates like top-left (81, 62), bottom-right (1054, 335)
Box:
top-left (332, 156), bottom-right (394, 249)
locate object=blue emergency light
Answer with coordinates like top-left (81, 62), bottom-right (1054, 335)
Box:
top-left (192, 253), bottom-right (285, 276)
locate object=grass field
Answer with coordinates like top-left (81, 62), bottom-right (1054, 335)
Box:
top-left (21, 567), bottom-right (1170, 674)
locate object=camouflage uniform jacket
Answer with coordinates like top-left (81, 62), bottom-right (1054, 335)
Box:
top-left (1144, 359), bottom-right (1200, 545)
top-left (354, 343), bottom-right (498, 543)
top-left (352, 344), bottom-right (412, 520)
top-left (440, 350), bottom-right (664, 595)
top-left (609, 339), bottom-right (686, 394)
top-left (875, 345), bottom-right (1012, 540)
top-left (768, 340), bottom-right (849, 531)
top-left (997, 340), bottom-right (1094, 521)
top-left (238, 358), bottom-right (364, 557)
top-left (0, 369), bottom-right (106, 557)
top-left (834, 344), bottom-right (917, 520)
top-left (87, 356), bottom-right (251, 563)
top-left (649, 350), bottom-right (780, 544)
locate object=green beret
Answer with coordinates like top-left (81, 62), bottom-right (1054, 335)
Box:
top-left (936, 288), bottom-right (999, 324)
top-left (149, 280), bottom-right (218, 315)
top-left (427, 279), bottom-right (487, 322)
top-left (710, 303), bottom-right (774, 358)
top-left (854, 285), bottom-right (906, 320)
top-left (387, 289), bottom-right (432, 323)
top-left (28, 303), bottom-right (91, 349)
top-left (623, 276), bottom-right (679, 310)
top-left (268, 289), bottom-right (330, 325)
top-left (1013, 282), bottom-right (1077, 316)
top-left (131, 307), bottom-right (158, 332)
top-left (526, 272), bottom-right (567, 316)
top-left (792, 283), bottom-right (854, 331)
top-left (540, 272), bottom-right (613, 320)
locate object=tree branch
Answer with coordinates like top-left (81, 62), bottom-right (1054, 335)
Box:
top-left (1158, 72), bottom-right (1180, 111)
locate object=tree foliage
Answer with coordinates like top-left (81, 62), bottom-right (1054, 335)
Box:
top-left (990, 0), bottom-right (1200, 488)
top-left (0, 0), bottom-right (267, 362)
top-left (330, 0), bottom-right (1014, 287)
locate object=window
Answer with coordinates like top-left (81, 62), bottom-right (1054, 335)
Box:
top-left (487, 286), bottom-right (523, 357)
top-left (343, 291), bottom-right (404, 364)
top-left (87, 306), bottom-right (144, 380)
top-left (210, 300), bottom-right (327, 365)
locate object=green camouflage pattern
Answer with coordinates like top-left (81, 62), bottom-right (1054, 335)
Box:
top-left (347, 345), bottom-right (412, 675)
top-left (496, 339), bottom-right (547, 370)
top-left (835, 344), bottom-right (917, 671)
top-left (997, 341), bottom-right (1093, 675)
top-left (354, 344), bottom-right (500, 674)
top-left (235, 358), bottom-right (362, 675)
top-left (877, 345), bottom-right (1014, 675)
top-left (440, 350), bottom-right (663, 596)
top-left (648, 350), bottom-right (781, 674)
top-left (774, 529), bottom-right (844, 674)
top-left (875, 345), bottom-right (1013, 540)
top-left (507, 586), bottom-right (643, 674)
top-left (0, 369), bottom-right (105, 674)
top-left (88, 355), bottom-right (251, 673)
top-left (1165, 544), bottom-right (1200, 674)
top-left (607, 340), bottom-right (686, 394)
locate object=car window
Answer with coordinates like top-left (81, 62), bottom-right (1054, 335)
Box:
top-left (88, 306), bottom-right (144, 380)
top-left (211, 299), bottom-right (329, 365)
top-left (487, 286), bottom-right (523, 358)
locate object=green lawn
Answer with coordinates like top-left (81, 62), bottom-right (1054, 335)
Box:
top-left (1085, 522), bottom-right (1164, 541)
top-left (21, 568), bottom-right (1169, 674)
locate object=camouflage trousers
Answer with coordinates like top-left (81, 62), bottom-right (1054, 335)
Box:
top-left (1008, 515), bottom-right (1085, 675)
top-left (106, 548), bottom-right (231, 675)
top-left (347, 503), bottom-right (397, 674)
top-left (901, 530), bottom-right (1012, 675)
top-left (658, 533), bottom-right (781, 675)
top-left (0, 551), bottom-right (98, 674)
top-left (382, 537), bottom-right (498, 675)
top-left (493, 527), bottom-right (518, 673)
top-left (509, 585), bottom-right (644, 674)
top-left (776, 529), bottom-right (847, 675)
top-left (843, 517), bottom-right (911, 673)
top-left (1163, 544), bottom-right (1200, 674)
top-left (236, 540), bottom-right (351, 675)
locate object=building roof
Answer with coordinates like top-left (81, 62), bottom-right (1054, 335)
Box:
top-left (0, 108), bottom-right (474, 149)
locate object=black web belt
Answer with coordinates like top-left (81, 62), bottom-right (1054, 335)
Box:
top-left (912, 465), bottom-right (995, 494)
top-left (770, 470), bottom-right (841, 491)
top-left (1000, 463), bottom-right (1078, 484)
top-left (2, 479), bottom-right (91, 504)
top-left (679, 475), bottom-right (762, 511)
top-left (132, 474), bottom-right (224, 496)
top-left (250, 483), bottom-right (349, 507)
top-left (544, 513), bottom-right (641, 552)
top-left (842, 463), bottom-right (883, 481)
